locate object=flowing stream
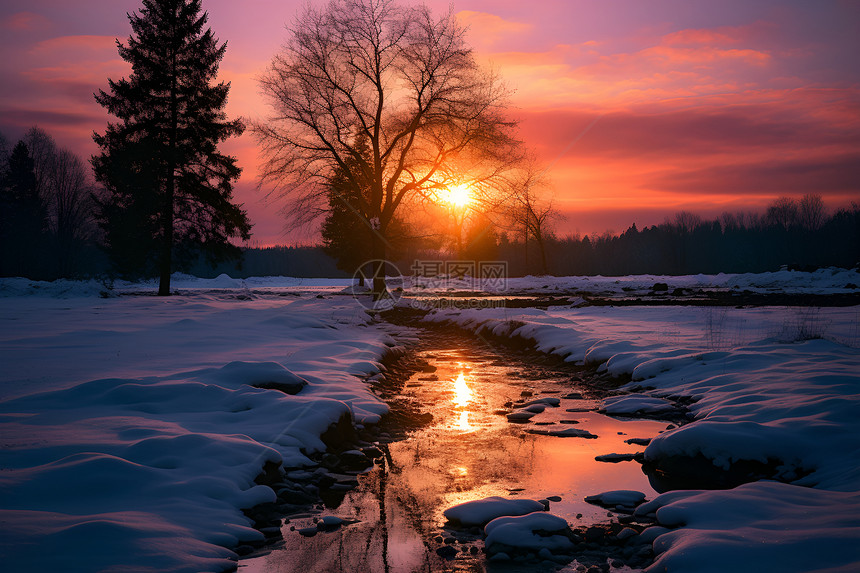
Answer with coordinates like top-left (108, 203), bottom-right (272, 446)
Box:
top-left (239, 327), bottom-right (669, 572)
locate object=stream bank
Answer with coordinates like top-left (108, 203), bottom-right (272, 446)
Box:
top-left (238, 310), bottom-right (682, 572)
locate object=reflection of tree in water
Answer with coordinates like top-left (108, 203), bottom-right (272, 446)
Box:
top-left (259, 347), bottom-right (557, 572)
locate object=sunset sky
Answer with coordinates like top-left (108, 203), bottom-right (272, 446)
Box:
top-left (1, 0), bottom-right (858, 244)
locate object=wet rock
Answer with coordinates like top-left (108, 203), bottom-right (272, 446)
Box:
top-left (436, 545), bottom-right (458, 560)
top-left (507, 410), bottom-right (536, 422)
top-left (319, 412), bottom-right (358, 450)
top-left (594, 453), bottom-right (640, 463)
top-left (584, 526), bottom-right (605, 542)
top-left (361, 446), bottom-right (384, 459)
top-left (651, 282), bottom-right (669, 292)
top-left (254, 460), bottom-right (283, 487)
top-left (279, 489), bottom-right (316, 505)
top-left (547, 495), bottom-right (562, 502)
top-left (585, 490), bottom-right (646, 508)
top-left (338, 450), bottom-right (372, 471)
top-left (616, 528), bottom-right (638, 541)
top-left (235, 544), bottom-right (255, 556)
top-left (523, 397), bottom-right (561, 407)
top-left (526, 427), bottom-right (597, 438)
top-left (625, 437), bottom-right (651, 446)
top-left (316, 516), bottom-right (344, 531)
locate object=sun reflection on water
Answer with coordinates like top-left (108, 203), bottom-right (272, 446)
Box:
top-left (452, 370), bottom-right (475, 431)
top-left (453, 371), bottom-right (472, 407)
top-left (456, 410), bottom-right (472, 431)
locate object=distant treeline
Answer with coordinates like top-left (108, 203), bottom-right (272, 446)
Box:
top-left (2, 126), bottom-right (858, 279)
top-left (186, 246), bottom-right (346, 279)
top-left (502, 200), bottom-right (860, 277)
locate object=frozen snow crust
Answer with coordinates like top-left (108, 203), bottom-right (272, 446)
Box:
top-left (0, 280), bottom-right (392, 572)
top-left (425, 300), bottom-right (860, 573)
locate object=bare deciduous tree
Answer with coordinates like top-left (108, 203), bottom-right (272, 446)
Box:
top-left (766, 196), bottom-right (799, 230)
top-left (506, 162), bottom-right (558, 275)
top-left (22, 127), bottom-right (97, 276)
top-left (51, 149), bottom-right (97, 275)
top-left (254, 0), bottom-right (521, 294)
top-left (798, 193), bottom-right (826, 231)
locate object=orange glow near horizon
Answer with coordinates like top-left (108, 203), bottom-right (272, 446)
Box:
top-left (0, 1), bottom-right (857, 244)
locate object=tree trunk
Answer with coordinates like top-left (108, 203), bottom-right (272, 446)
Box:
top-left (536, 232), bottom-right (549, 275)
top-left (158, 169), bottom-right (175, 296)
top-left (371, 231), bottom-right (386, 300)
top-left (159, 39), bottom-right (178, 297)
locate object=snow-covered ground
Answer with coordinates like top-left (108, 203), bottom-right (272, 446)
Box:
top-left (3, 266), bottom-right (857, 299)
top-left (408, 266), bottom-right (860, 295)
top-left (0, 281), bottom-right (394, 572)
top-left (2, 269), bottom-right (859, 573)
top-left (425, 302), bottom-right (860, 572)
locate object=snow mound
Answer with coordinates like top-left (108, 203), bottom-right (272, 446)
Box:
top-left (484, 512), bottom-right (575, 555)
top-left (585, 490), bottom-right (647, 507)
top-left (443, 496), bottom-right (546, 526)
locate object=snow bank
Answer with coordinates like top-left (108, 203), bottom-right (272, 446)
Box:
top-left (425, 303), bottom-right (860, 572)
top-left (5, 267), bottom-right (857, 300)
top-left (637, 482), bottom-right (860, 573)
top-left (408, 267), bottom-right (860, 295)
top-left (0, 289), bottom-right (393, 572)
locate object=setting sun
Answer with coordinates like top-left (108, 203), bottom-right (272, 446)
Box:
top-left (442, 184), bottom-right (472, 209)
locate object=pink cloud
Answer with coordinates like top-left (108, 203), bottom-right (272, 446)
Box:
top-left (30, 35), bottom-right (118, 55)
top-left (456, 10), bottom-right (532, 49)
top-left (1, 11), bottom-right (51, 31)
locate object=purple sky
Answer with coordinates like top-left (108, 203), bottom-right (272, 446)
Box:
top-left (1, 0), bottom-right (858, 244)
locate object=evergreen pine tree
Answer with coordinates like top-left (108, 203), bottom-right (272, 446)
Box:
top-left (0, 142), bottom-right (48, 277)
top-left (321, 135), bottom-right (374, 280)
top-left (92, 0), bottom-right (250, 294)
top-left (321, 172), bottom-right (373, 281)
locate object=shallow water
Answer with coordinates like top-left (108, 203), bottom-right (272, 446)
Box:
top-left (240, 345), bottom-right (667, 573)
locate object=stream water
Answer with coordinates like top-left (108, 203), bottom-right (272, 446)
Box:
top-left (239, 328), bottom-right (669, 573)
